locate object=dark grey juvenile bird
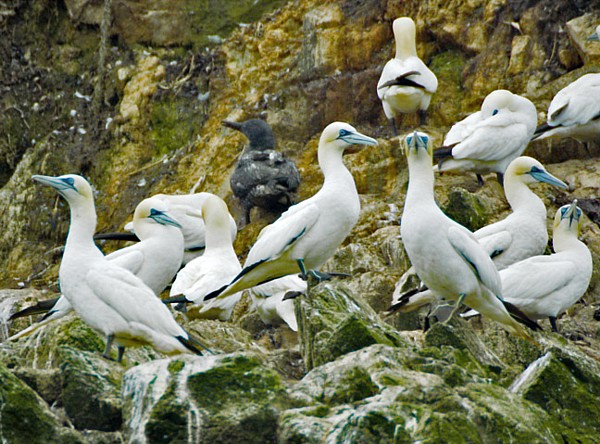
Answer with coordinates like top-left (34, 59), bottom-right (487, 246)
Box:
top-left (223, 119), bottom-right (301, 224)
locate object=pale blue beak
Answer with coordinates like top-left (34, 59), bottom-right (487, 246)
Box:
top-left (339, 131), bottom-right (378, 147)
top-left (149, 209), bottom-right (182, 228)
top-left (32, 174), bottom-right (77, 195)
top-left (561, 200), bottom-right (581, 227)
top-left (529, 168), bottom-right (568, 189)
top-left (406, 131), bottom-right (430, 151)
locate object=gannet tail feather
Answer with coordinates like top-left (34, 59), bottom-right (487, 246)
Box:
top-left (378, 70), bottom-right (424, 90)
top-left (432, 145), bottom-right (455, 160)
top-left (9, 297), bottom-right (60, 320)
top-left (163, 295), bottom-right (191, 304)
top-left (93, 232), bottom-right (140, 242)
top-left (502, 301), bottom-right (543, 331)
top-left (533, 122), bottom-right (553, 138)
top-left (176, 333), bottom-right (213, 355)
top-left (203, 284), bottom-right (228, 301)
top-left (204, 258), bottom-right (270, 301)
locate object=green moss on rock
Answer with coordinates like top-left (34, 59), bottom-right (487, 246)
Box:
top-left (442, 187), bottom-right (490, 231)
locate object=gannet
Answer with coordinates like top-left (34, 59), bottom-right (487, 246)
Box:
top-left (388, 156), bottom-right (567, 316)
top-left (249, 275), bottom-right (307, 331)
top-left (166, 194), bottom-right (243, 321)
top-left (434, 90), bottom-right (538, 185)
top-left (204, 122), bottom-right (378, 301)
top-left (224, 118), bottom-right (301, 224)
top-left (96, 192), bottom-right (237, 265)
top-left (588, 25), bottom-right (600, 41)
top-left (499, 200), bottom-right (592, 332)
top-left (377, 17), bottom-right (438, 135)
top-left (9, 196), bottom-right (186, 339)
top-left (400, 132), bottom-right (539, 339)
top-left (32, 174), bottom-right (206, 360)
top-left (532, 73), bottom-right (600, 142)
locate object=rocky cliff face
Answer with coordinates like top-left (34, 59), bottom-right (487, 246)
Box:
top-left (1, 0), bottom-right (600, 442)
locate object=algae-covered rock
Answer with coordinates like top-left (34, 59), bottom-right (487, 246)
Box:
top-left (123, 353), bottom-right (292, 444)
top-left (0, 362), bottom-right (84, 444)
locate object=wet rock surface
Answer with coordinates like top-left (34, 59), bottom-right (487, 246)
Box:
top-left (1, 0), bottom-right (600, 442)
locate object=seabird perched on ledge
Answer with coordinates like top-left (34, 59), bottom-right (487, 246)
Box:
top-left (532, 73), bottom-right (600, 143)
top-left (31, 174), bottom-right (208, 361)
top-left (224, 118), bottom-right (301, 224)
top-left (377, 17), bottom-right (438, 135)
top-left (433, 89), bottom-right (537, 186)
top-left (204, 122), bottom-right (378, 301)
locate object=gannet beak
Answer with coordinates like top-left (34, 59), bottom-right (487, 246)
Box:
top-left (32, 174), bottom-right (76, 193)
top-left (406, 131), bottom-right (429, 152)
top-left (149, 209), bottom-right (182, 228)
top-left (562, 200), bottom-right (580, 227)
top-left (587, 31), bottom-right (599, 41)
top-left (528, 168), bottom-right (568, 189)
top-left (339, 130), bottom-right (378, 154)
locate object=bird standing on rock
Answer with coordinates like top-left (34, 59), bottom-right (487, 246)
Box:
top-left (433, 89), bottom-right (537, 186)
top-left (204, 122), bottom-right (378, 302)
top-left (32, 174), bottom-right (208, 361)
top-left (224, 118), bottom-right (301, 225)
top-left (377, 17), bottom-right (438, 135)
top-left (400, 132), bottom-right (539, 340)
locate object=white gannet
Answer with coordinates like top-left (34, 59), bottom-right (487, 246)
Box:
top-left (434, 90), bottom-right (538, 186)
top-left (204, 122), bottom-right (378, 301)
top-left (500, 200), bottom-right (592, 332)
top-left (249, 274), bottom-right (307, 331)
top-left (587, 25), bottom-right (599, 42)
top-left (388, 156), bottom-right (567, 316)
top-left (532, 73), bottom-right (600, 142)
top-left (400, 132), bottom-right (538, 340)
top-left (377, 17), bottom-right (438, 135)
top-left (9, 196), bottom-right (186, 339)
top-left (97, 192), bottom-right (238, 265)
top-left (32, 174), bottom-right (206, 360)
top-left (166, 194), bottom-right (243, 321)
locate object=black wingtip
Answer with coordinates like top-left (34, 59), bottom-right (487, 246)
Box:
top-left (533, 122), bottom-right (552, 137)
top-left (163, 295), bottom-right (191, 305)
top-left (93, 232), bottom-right (140, 242)
top-left (203, 284), bottom-right (228, 301)
top-left (503, 301), bottom-right (543, 331)
top-left (9, 297), bottom-right (61, 320)
top-left (432, 146), bottom-right (454, 160)
top-left (176, 333), bottom-right (214, 355)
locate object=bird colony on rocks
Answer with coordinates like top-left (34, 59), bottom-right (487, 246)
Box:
top-left (2, 10), bottom-right (600, 442)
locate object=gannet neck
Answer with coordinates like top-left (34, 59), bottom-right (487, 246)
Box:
top-left (406, 154), bottom-right (435, 204)
top-left (318, 144), bottom-right (353, 186)
top-left (503, 174), bottom-right (544, 214)
top-left (65, 198), bottom-right (99, 254)
top-left (393, 17), bottom-right (417, 59)
top-left (202, 196), bottom-right (236, 250)
top-left (552, 227), bottom-right (584, 253)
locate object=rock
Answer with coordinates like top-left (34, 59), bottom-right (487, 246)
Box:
top-left (567, 13), bottom-right (600, 66)
top-left (442, 187), bottom-right (490, 232)
top-left (0, 361), bottom-right (84, 444)
top-left (122, 353), bottom-right (292, 444)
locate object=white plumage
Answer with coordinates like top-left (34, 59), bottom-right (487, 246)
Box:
top-left (532, 73), bottom-right (600, 142)
top-left (9, 196), bottom-right (185, 340)
top-left (206, 122), bottom-right (378, 301)
top-left (434, 89), bottom-right (537, 185)
top-left (249, 275), bottom-right (307, 331)
top-left (500, 200), bottom-right (592, 332)
top-left (400, 132), bottom-right (536, 340)
top-left (377, 17), bottom-right (437, 135)
top-left (169, 194), bottom-right (243, 321)
top-left (32, 174), bottom-right (203, 360)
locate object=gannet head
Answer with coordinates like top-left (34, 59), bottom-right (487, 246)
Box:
top-left (506, 156), bottom-right (567, 189)
top-left (319, 122), bottom-right (378, 155)
top-left (555, 200), bottom-right (583, 233)
top-left (392, 17), bottom-right (417, 59)
top-left (480, 90), bottom-right (514, 119)
top-left (403, 131), bottom-right (431, 158)
top-left (222, 118), bottom-right (275, 151)
top-left (32, 174), bottom-right (94, 204)
top-left (134, 197), bottom-right (182, 229)
top-left (587, 25), bottom-right (599, 41)
top-left (200, 193), bottom-right (231, 228)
